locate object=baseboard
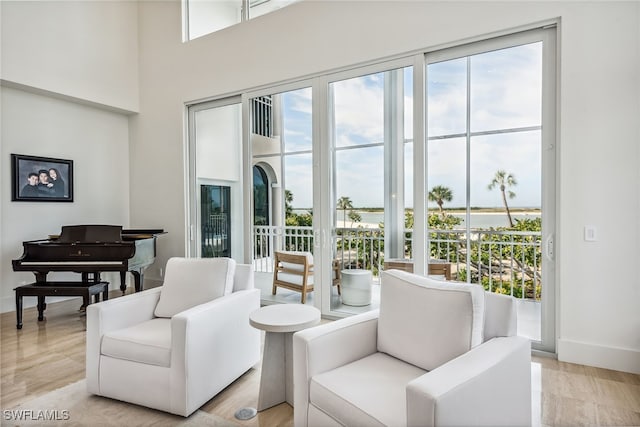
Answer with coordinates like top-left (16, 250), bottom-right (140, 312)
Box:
top-left (558, 338), bottom-right (640, 374)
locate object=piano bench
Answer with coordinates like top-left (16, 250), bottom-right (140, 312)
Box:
top-left (14, 281), bottom-right (109, 329)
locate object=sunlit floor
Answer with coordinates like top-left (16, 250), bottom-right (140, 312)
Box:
top-left (255, 271), bottom-right (541, 340)
top-left (2, 295), bottom-right (639, 427)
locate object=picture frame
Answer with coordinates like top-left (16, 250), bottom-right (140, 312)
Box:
top-left (11, 154), bottom-right (74, 202)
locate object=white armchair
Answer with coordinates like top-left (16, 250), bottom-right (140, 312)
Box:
top-left (86, 257), bottom-right (260, 417)
top-left (293, 269), bottom-right (531, 427)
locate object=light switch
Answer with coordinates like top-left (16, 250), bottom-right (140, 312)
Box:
top-left (584, 225), bottom-right (597, 242)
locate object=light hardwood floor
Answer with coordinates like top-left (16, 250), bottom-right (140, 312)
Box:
top-left (1, 294), bottom-right (639, 426)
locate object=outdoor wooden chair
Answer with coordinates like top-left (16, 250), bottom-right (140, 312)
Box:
top-left (272, 251), bottom-right (341, 304)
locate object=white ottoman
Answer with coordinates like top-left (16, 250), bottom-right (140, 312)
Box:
top-left (341, 269), bottom-right (372, 306)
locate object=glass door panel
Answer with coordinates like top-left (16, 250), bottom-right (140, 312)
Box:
top-left (427, 137), bottom-right (466, 274)
top-left (470, 44), bottom-right (542, 133)
top-left (426, 32), bottom-right (554, 350)
top-left (427, 57), bottom-right (467, 138)
top-left (200, 185), bottom-right (231, 258)
top-left (329, 65), bottom-right (413, 315)
top-left (249, 86), bottom-right (315, 305)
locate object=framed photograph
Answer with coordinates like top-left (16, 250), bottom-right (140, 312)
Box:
top-left (11, 154), bottom-right (74, 202)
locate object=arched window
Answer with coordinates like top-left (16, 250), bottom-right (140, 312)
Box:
top-left (253, 165), bottom-right (269, 225)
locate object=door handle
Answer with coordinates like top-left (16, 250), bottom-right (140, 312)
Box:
top-left (545, 234), bottom-right (554, 261)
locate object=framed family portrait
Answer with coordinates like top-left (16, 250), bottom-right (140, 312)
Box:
top-left (11, 154), bottom-right (74, 202)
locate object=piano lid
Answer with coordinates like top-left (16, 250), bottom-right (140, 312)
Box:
top-left (58, 225), bottom-right (123, 243)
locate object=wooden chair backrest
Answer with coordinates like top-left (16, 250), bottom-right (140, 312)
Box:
top-left (274, 251), bottom-right (313, 276)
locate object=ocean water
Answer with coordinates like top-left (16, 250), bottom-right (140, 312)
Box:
top-left (294, 209), bottom-right (541, 229)
top-left (353, 211), bottom-right (541, 229)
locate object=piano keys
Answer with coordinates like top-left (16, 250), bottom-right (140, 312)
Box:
top-left (12, 224), bottom-right (165, 293)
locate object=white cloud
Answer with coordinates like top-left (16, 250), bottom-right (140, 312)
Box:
top-left (278, 43), bottom-right (543, 210)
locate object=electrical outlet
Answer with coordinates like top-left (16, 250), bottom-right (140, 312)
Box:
top-left (159, 267), bottom-right (163, 278)
top-left (584, 225), bottom-right (597, 242)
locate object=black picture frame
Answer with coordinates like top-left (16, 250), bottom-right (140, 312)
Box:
top-left (11, 154), bottom-right (74, 202)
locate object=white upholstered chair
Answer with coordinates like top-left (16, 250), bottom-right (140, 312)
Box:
top-left (86, 257), bottom-right (260, 417)
top-left (293, 269), bottom-right (532, 427)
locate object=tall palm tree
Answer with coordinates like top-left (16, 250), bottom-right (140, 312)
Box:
top-left (488, 170), bottom-right (517, 227)
top-left (428, 185), bottom-right (453, 218)
top-left (336, 196), bottom-right (353, 228)
top-left (284, 189), bottom-right (294, 218)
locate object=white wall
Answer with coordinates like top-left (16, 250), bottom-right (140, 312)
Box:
top-left (132, 1), bottom-right (640, 373)
top-left (0, 87), bottom-right (131, 312)
top-left (0, 0), bottom-right (139, 113)
top-left (0, 0), bottom-right (139, 312)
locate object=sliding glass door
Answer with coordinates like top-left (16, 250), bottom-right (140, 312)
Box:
top-left (186, 26), bottom-right (556, 353)
top-left (425, 28), bottom-right (556, 352)
top-left (246, 83), bottom-right (316, 304)
top-left (324, 60), bottom-right (414, 314)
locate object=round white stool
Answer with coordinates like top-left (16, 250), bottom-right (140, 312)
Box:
top-left (340, 269), bottom-right (372, 306)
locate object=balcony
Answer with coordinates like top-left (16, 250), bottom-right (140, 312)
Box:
top-left (252, 224), bottom-right (542, 341)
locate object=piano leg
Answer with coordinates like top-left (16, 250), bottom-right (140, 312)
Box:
top-left (37, 296), bottom-right (46, 321)
top-left (119, 271), bottom-right (127, 295)
top-left (15, 292), bottom-right (23, 329)
top-left (118, 271), bottom-right (144, 294)
top-left (131, 271), bottom-right (143, 293)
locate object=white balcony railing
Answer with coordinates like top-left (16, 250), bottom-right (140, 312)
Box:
top-left (252, 225), bottom-right (542, 300)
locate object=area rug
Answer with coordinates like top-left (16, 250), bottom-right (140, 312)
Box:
top-left (4, 380), bottom-right (240, 426)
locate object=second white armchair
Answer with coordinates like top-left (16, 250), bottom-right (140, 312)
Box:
top-left (293, 269), bottom-right (531, 427)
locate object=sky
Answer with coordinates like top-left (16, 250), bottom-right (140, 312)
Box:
top-left (277, 41), bottom-right (543, 210)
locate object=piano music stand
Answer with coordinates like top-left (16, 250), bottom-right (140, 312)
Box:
top-left (14, 281), bottom-right (109, 329)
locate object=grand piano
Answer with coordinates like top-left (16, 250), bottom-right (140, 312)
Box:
top-left (12, 225), bottom-right (165, 329)
top-left (13, 224), bottom-right (165, 293)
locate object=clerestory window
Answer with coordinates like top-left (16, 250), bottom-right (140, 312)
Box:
top-left (184, 0), bottom-right (300, 41)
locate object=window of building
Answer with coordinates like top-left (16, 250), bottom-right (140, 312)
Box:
top-left (252, 96), bottom-right (273, 137)
top-left (253, 165), bottom-right (269, 225)
top-left (184, 0), bottom-right (300, 41)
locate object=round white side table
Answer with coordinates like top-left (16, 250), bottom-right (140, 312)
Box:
top-left (249, 304), bottom-right (320, 411)
top-left (340, 269), bottom-right (372, 306)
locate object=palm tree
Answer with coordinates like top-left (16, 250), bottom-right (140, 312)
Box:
top-left (348, 210), bottom-right (362, 227)
top-left (336, 196), bottom-right (353, 228)
top-left (488, 170), bottom-right (517, 227)
top-left (284, 189), bottom-right (294, 218)
top-left (428, 185), bottom-right (453, 218)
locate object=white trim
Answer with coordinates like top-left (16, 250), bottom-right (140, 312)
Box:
top-left (558, 339), bottom-right (640, 375)
top-left (540, 26), bottom-right (558, 354)
top-left (412, 53), bottom-right (426, 276)
top-left (316, 75), bottom-right (330, 315)
top-left (242, 94), bottom-right (253, 264)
